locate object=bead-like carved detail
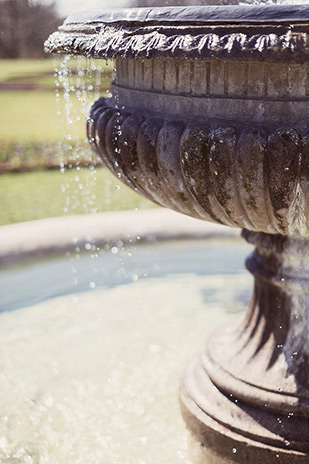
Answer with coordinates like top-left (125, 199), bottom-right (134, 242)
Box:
top-left (46, 23), bottom-right (309, 61)
top-left (88, 97), bottom-right (309, 236)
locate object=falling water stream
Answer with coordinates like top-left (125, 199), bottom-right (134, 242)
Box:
top-left (53, 56), bottom-right (101, 216)
top-left (3, 16), bottom-right (299, 462)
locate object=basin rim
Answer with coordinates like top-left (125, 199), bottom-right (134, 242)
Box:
top-left (46, 4), bottom-right (309, 60)
top-left (64, 5), bottom-right (309, 26)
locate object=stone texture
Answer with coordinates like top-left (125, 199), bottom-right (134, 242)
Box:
top-left (181, 231), bottom-right (309, 463)
top-left (46, 6), bottom-right (309, 463)
top-left (88, 96), bottom-right (309, 236)
top-left (0, 209), bottom-right (236, 265)
top-left (45, 6), bottom-right (309, 61)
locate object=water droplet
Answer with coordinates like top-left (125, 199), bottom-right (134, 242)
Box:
top-left (232, 448), bottom-right (237, 454)
top-left (89, 281), bottom-right (96, 289)
top-left (111, 247), bottom-right (118, 255)
top-left (131, 274), bottom-right (139, 282)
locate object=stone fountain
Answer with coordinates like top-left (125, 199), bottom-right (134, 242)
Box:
top-left (46, 5), bottom-right (309, 463)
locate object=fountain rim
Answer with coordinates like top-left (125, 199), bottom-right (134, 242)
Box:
top-left (0, 210), bottom-right (239, 266)
top-left (64, 4), bottom-right (309, 26)
top-left (46, 3), bottom-right (309, 60)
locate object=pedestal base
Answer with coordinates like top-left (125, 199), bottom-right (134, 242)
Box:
top-left (187, 431), bottom-right (252, 464)
top-left (180, 231), bottom-right (309, 464)
top-left (180, 356), bottom-right (309, 464)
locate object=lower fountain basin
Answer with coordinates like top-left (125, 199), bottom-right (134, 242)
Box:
top-left (0, 231), bottom-right (250, 463)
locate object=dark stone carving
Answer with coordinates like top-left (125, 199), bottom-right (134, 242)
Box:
top-left (181, 230), bottom-right (309, 463)
top-left (88, 98), bottom-right (309, 236)
top-left (47, 6), bottom-right (309, 463)
top-left (45, 5), bottom-right (309, 61)
top-left (45, 22), bottom-right (309, 61)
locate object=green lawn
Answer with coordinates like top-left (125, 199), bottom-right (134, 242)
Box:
top-left (0, 168), bottom-right (157, 226)
top-left (0, 59), bottom-right (57, 83)
top-left (0, 58), bottom-right (112, 142)
top-left (0, 58), bottom-right (157, 226)
top-left (0, 91), bottom-right (87, 141)
top-left (0, 57), bottom-right (113, 86)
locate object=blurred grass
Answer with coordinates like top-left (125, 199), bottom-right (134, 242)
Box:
top-left (0, 140), bottom-right (100, 172)
top-left (0, 58), bottom-right (113, 87)
top-left (0, 58), bottom-right (157, 226)
top-left (0, 91), bottom-right (86, 141)
top-left (0, 168), bottom-right (157, 226)
top-left (0, 59), bottom-right (57, 83)
top-left (0, 58), bottom-right (112, 142)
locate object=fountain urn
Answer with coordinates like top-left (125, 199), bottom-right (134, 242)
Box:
top-left (46, 5), bottom-right (309, 463)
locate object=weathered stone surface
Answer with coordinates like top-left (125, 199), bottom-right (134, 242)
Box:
top-left (88, 97), bottom-right (309, 237)
top-left (181, 231), bottom-right (309, 463)
top-left (47, 6), bottom-right (309, 463)
top-left (45, 5), bottom-right (309, 61)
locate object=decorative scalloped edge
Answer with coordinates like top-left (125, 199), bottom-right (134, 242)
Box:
top-left (87, 97), bottom-right (309, 237)
top-left (45, 23), bottom-right (309, 60)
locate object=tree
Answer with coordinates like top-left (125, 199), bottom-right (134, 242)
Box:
top-left (0, 0), bottom-right (62, 58)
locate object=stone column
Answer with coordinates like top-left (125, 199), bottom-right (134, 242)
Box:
top-left (180, 231), bottom-right (309, 464)
top-left (45, 7), bottom-right (309, 461)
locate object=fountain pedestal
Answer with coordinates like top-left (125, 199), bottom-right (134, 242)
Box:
top-left (181, 231), bottom-right (309, 463)
top-left (45, 6), bottom-right (309, 463)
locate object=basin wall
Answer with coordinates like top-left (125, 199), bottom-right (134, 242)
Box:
top-left (114, 57), bottom-right (309, 129)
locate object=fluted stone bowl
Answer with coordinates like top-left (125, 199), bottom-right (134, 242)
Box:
top-left (46, 4), bottom-right (309, 237)
top-left (46, 6), bottom-right (309, 464)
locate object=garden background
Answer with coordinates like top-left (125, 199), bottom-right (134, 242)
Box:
top-left (1, 0), bottom-right (186, 226)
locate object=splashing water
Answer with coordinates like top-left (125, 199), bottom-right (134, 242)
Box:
top-left (0, 240), bottom-right (251, 464)
top-left (9, 4), bottom-right (309, 462)
top-left (52, 56), bottom-right (147, 299)
top-left (53, 55), bottom-right (108, 217)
